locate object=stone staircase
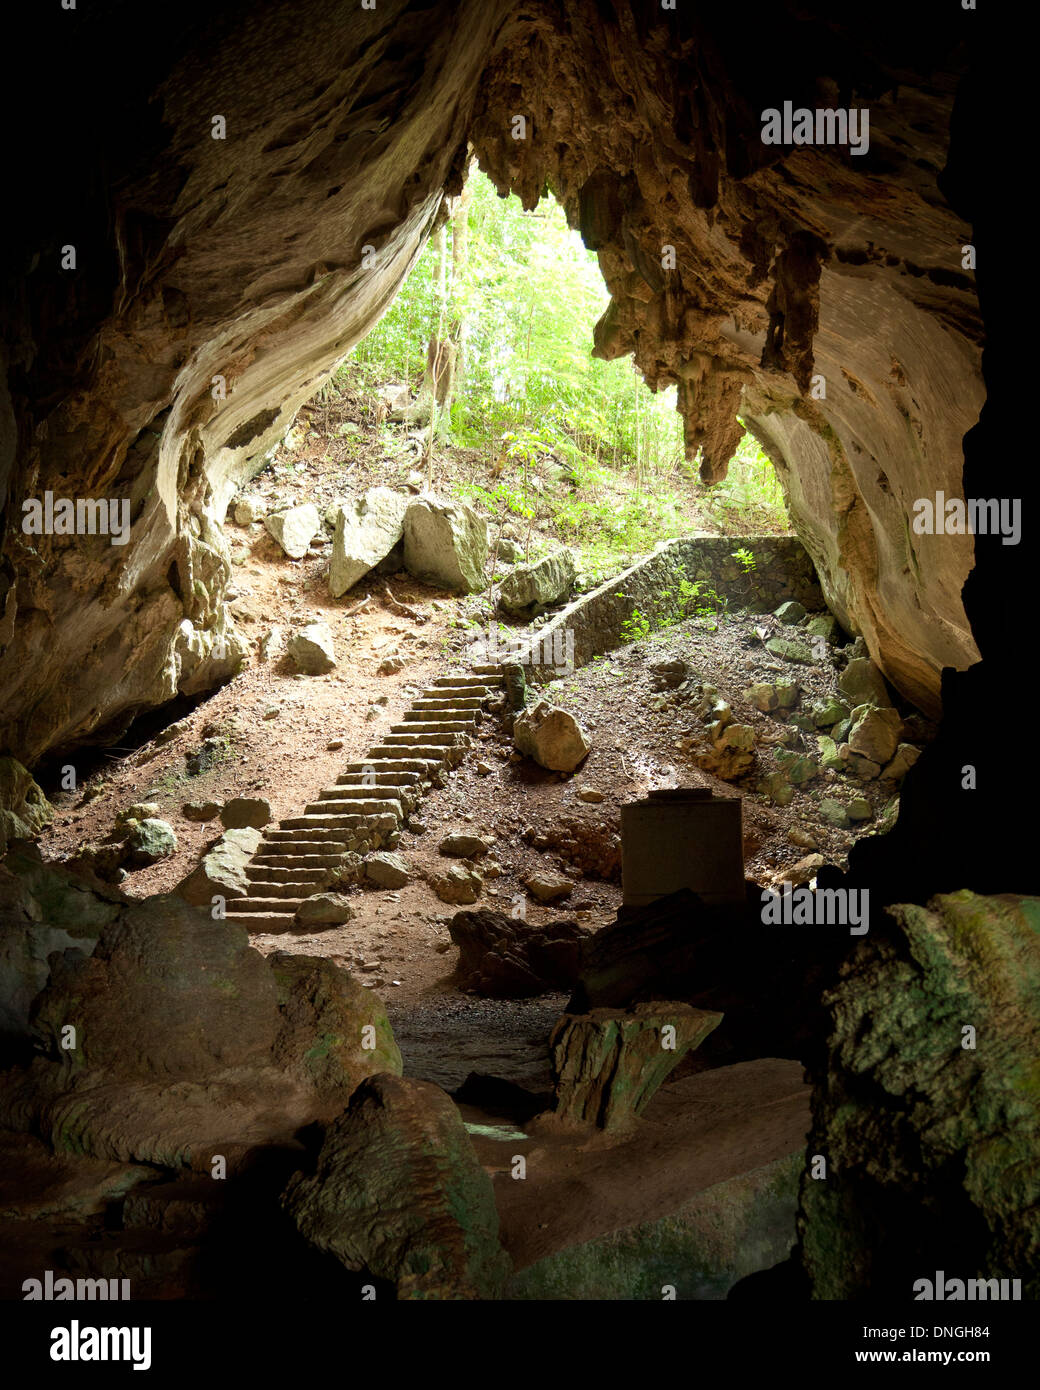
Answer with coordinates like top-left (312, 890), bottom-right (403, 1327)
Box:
top-left (225, 668), bottom-right (503, 932)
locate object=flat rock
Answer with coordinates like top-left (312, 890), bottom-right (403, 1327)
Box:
top-left (330, 487), bottom-right (409, 596)
top-left (499, 548), bottom-right (576, 616)
top-left (513, 700), bottom-right (590, 773)
top-left (525, 872), bottom-right (574, 904)
top-left (287, 621), bottom-right (336, 674)
top-left (439, 833), bottom-right (491, 859)
top-left (177, 827), bottom-right (263, 904)
top-left (293, 893), bottom-right (355, 926)
top-left (365, 852), bottom-right (411, 889)
top-left (403, 497), bottom-right (487, 593)
top-left (265, 503), bottom-right (321, 559)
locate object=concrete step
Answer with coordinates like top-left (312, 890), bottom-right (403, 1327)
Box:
top-left (281, 813), bottom-right (388, 831)
top-left (303, 797), bottom-right (402, 816)
top-left (431, 674), bottom-right (499, 688)
top-left (344, 758), bottom-right (438, 775)
top-left (223, 912), bottom-right (300, 932)
top-left (413, 696), bottom-right (483, 710)
top-left (246, 866), bottom-right (328, 883)
top-left (381, 732), bottom-right (461, 748)
top-left (244, 881), bottom-right (321, 899)
top-left (253, 852), bottom-right (347, 869)
top-left (319, 784), bottom-right (409, 800)
top-left (397, 715), bottom-right (475, 731)
top-left (263, 829), bottom-right (353, 844)
top-left (366, 744), bottom-right (449, 762)
top-left (335, 769), bottom-right (422, 786)
top-left (468, 664), bottom-right (504, 677)
top-left (226, 897), bottom-right (305, 913)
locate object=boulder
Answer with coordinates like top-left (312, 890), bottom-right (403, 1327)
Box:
top-left (116, 802), bottom-right (160, 823)
top-left (265, 503), bottom-right (321, 559)
top-left (847, 705), bottom-right (903, 766)
top-left (692, 723), bottom-right (756, 780)
top-left (0, 844), bottom-right (120, 1045)
top-left (758, 771), bottom-right (795, 806)
top-left (0, 758), bottom-right (54, 855)
top-left (365, 852), bottom-right (411, 889)
top-left (269, 952), bottom-right (400, 1095)
top-left (293, 894), bottom-right (355, 926)
top-left (816, 735), bottom-right (844, 772)
top-left (550, 1002), bottom-right (723, 1129)
top-left (881, 743), bottom-right (921, 784)
top-left (513, 700), bottom-right (590, 773)
top-left (233, 495), bottom-right (266, 525)
top-left (177, 827), bottom-right (262, 905)
top-left (123, 819), bottom-right (177, 866)
top-left (449, 909), bottom-right (590, 997)
top-left (805, 614), bottom-right (840, 643)
top-left (818, 799), bottom-right (850, 828)
top-left (220, 797), bottom-right (272, 830)
top-left (745, 682), bottom-right (778, 713)
top-left (811, 696), bottom-right (850, 728)
top-left (839, 657), bottom-right (891, 708)
top-left (182, 800), bottom-right (221, 822)
top-left (785, 853), bottom-right (826, 885)
top-left (430, 864), bottom-right (483, 905)
top-left (287, 621), bottom-right (336, 674)
top-left (764, 636), bottom-right (814, 664)
top-left (495, 537), bottom-right (523, 564)
top-left (282, 1072), bottom-right (511, 1299)
top-left (28, 894), bottom-right (280, 1079)
top-left (329, 487), bottom-right (409, 596)
top-left (524, 872), bottom-right (574, 904)
top-left (439, 833), bottom-right (491, 859)
top-left (774, 750), bottom-right (820, 786)
top-left (403, 498), bottom-right (487, 593)
top-left (650, 658), bottom-right (691, 690)
top-left (498, 548), bottom-right (576, 616)
top-left (774, 600), bottom-right (806, 625)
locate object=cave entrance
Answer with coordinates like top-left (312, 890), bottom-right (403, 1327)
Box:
top-left (256, 167), bottom-right (790, 595)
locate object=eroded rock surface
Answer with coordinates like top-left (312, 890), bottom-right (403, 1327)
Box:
top-left (798, 891), bottom-right (1040, 1298)
top-left (283, 1072), bottom-right (511, 1299)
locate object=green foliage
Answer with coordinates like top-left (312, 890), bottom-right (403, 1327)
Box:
top-left (351, 173), bottom-right (686, 481)
top-left (344, 173), bottom-right (789, 561)
top-left (620, 608), bottom-right (652, 643)
top-left (731, 546), bottom-right (757, 573)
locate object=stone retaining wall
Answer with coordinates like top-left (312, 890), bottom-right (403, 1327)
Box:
top-left (508, 535), bottom-right (826, 683)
